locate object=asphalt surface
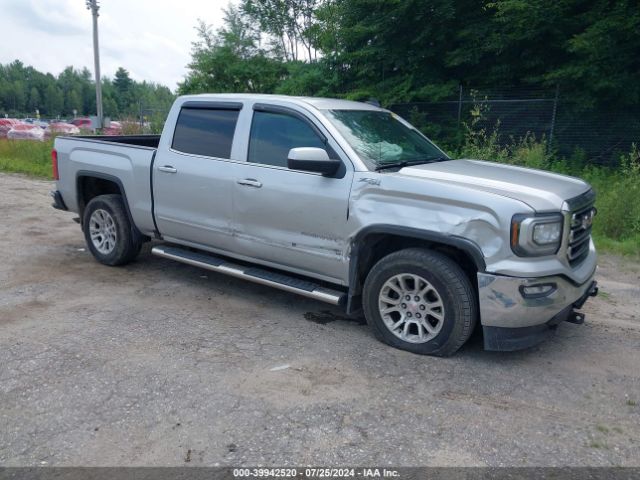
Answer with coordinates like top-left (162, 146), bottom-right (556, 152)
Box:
top-left (1, 173), bottom-right (639, 467)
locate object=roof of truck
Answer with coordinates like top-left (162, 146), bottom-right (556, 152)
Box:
top-left (180, 93), bottom-right (383, 111)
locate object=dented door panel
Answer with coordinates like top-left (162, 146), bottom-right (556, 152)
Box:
top-left (233, 164), bottom-right (354, 284)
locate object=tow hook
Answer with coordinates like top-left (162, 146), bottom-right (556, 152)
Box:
top-left (565, 281), bottom-right (598, 325)
top-left (566, 311), bottom-right (585, 325)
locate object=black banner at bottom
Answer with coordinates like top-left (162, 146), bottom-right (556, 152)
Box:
top-left (1, 468), bottom-right (640, 480)
top-left (0, 467), bottom-right (640, 480)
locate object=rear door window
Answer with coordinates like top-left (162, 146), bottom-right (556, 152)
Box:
top-left (172, 108), bottom-right (240, 159)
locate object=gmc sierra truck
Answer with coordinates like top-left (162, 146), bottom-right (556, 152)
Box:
top-left (51, 94), bottom-right (598, 356)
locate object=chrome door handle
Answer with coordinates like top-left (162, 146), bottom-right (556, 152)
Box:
top-left (158, 165), bottom-right (177, 173)
top-left (237, 178), bottom-right (262, 188)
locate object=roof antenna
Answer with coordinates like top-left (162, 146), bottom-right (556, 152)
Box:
top-left (365, 98), bottom-right (381, 107)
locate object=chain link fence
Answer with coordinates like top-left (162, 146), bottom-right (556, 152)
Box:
top-left (390, 87), bottom-right (640, 165)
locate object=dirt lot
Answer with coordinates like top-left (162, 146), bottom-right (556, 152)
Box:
top-left (0, 172), bottom-right (639, 467)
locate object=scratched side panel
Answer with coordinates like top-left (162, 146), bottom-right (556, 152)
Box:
top-left (232, 164), bottom-right (354, 284)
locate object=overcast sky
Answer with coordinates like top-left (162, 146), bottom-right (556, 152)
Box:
top-left (0, 0), bottom-right (229, 90)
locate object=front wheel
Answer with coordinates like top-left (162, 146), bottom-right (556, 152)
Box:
top-left (362, 248), bottom-right (477, 356)
top-left (83, 194), bottom-right (142, 266)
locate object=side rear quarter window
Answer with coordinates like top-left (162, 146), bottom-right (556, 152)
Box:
top-left (172, 108), bottom-right (240, 159)
top-left (248, 111), bottom-right (325, 167)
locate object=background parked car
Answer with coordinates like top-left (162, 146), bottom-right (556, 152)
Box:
top-left (22, 118), bottom-right (48, 128)
top-left (44, 122), bottom-right (81, 138)
top-left (70, 117), bottom-right (93, 130)
top-left (7, 124), bottom-right (45, 141)
top-left (0, 119), bottom-right (23, 138)
top-left (102, 120), bottom-right (122, 136)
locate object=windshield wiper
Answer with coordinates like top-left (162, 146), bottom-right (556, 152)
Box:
top-left (374, 156), bottom-right (450, 171)
top-left (374, 161), bottom-right (411, 171)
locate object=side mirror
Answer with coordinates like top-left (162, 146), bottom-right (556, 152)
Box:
top-left (287, 147), bottom-right (340, 176)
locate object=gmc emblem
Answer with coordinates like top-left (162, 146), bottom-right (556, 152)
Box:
top-left (581, 209), bottom-right (596, 229)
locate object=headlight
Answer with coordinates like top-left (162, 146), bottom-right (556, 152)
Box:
top-left (511, 213), bottom-right (564, 256)
top-left (532, 222), bottom-right (562, 245)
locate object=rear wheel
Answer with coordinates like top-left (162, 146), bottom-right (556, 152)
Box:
top-left (363, 248), bottom-right (477, 356)
top-left (83, 194), bottom-right (142, 266)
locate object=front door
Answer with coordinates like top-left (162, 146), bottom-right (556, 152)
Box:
top-left (232, 108), bottom-right (353, 283)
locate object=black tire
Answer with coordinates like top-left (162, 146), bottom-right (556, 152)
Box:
top-left (83, 194), bottom-right (142, 266)
top-left (362, 248), bottom-right (477, 356)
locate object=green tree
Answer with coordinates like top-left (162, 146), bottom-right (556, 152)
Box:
top-left (241, 0), bottom-right (323, 61)
top-left (545, 0), bottom-right (640, 107)
top-left (113, 67), bottom-right (133, 93)
top-left (44, 84), bottom-right (63, 117)
top-left (312, 0), bottom-right (460, 103)
top-left (0, 60), bottom-right (174, 118)
top-left (65, 89), bottom-right (83, 116)
top-left (446, 0), bottom-right (640, 107)
top-left (276, 60), bottom-right (335, 96)
top-left (28, 87), bottom-right (41, 112)
top-left (103, 95), bottom-right (119, 118)
top-left (7, 81), bottom-right (26, 113)
top-left (113, 67), bottom-right (134, 112)
top-left (180, 7), bottom-right (286, 94)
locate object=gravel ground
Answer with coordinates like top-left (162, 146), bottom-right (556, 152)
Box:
top-left (0, 173), bottom-right (639, 467)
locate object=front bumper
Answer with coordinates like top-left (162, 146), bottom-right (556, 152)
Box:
top-left (478, 270), bottom-right (598, 351)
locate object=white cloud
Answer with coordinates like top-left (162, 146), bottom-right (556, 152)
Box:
top-left (0, 0), bottom-right (229, 89)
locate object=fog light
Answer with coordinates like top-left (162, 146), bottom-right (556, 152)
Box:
top-left (520, 283), bottom-right (557, 299)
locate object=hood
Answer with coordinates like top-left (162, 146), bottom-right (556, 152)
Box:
top-left (397, 159), bottom-right (590, 211)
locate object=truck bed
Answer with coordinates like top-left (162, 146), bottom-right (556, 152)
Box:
top-left (54, 134), bottom-right (160, 236)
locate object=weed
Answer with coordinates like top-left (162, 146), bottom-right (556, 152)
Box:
top-left (0, 139), bottom-right (54, 178)
top-left (589, 440), bottom-right (607, 449)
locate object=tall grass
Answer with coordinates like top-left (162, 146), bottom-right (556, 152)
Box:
top-left (456, 118), bottom-right (640, 256)
top-left (581, 146), bottom-right (640, 255)
top-left (0, 139), bottom-right (53, 178)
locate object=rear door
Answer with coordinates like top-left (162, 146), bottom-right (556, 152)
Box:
top-left (153, 102), bottom-right (242, 252)
top-left (232, 104), bottom-right (354, 283)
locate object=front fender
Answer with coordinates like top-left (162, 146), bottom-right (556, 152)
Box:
top-left (344, 172), bottom-right (533, 315)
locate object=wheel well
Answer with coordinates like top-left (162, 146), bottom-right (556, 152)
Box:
top-left (77, 176), bottom-right (122, 218)
top-left (351, 233), bottom-right (480, 298)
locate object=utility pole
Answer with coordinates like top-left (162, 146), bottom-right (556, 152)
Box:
top-left (86, 0), bottom-right (103, 128)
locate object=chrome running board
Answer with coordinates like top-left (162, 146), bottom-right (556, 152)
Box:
top-left (151, 245), bottom-right (346, 306)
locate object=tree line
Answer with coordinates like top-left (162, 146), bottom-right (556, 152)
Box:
top-left (3, 0), bottom-right (637, 119)
top-left (180, 0), bottom-right (640, 110)
top-left (0, 61), bottom-right (175, 119)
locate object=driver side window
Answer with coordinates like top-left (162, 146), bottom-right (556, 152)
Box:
top-left (248, 111), bottom-right (325, 167)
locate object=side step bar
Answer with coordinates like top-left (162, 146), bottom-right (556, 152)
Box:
top-left (151, 245), bottom-right (346, 306)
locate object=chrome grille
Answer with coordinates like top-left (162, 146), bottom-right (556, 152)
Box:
top-left (567, 203), bottom-right (595, 267)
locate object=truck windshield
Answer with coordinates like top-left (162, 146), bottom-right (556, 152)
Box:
top-left (323, 109), bottom-right (448, 170)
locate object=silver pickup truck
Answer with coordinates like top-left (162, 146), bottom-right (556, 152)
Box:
top-left (51, 94), bottom-right (598, 356)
